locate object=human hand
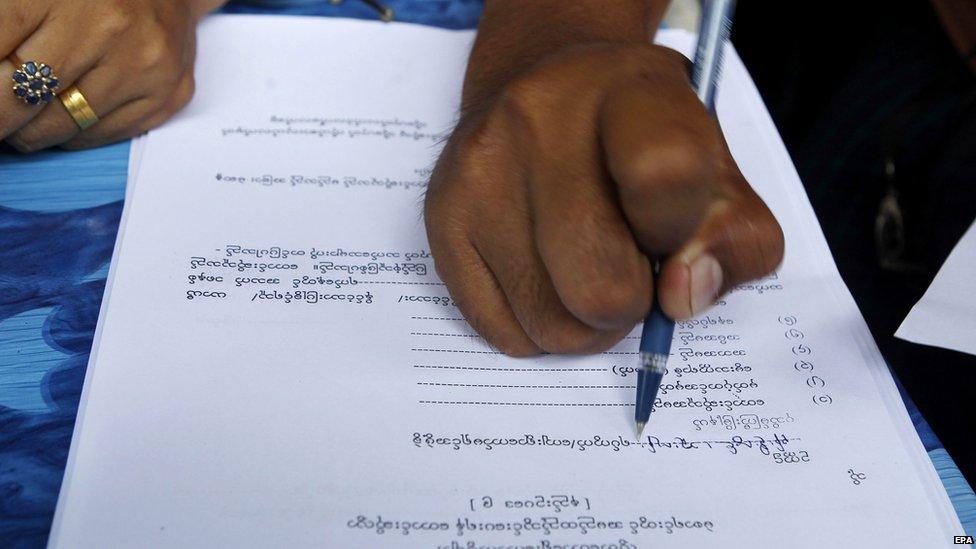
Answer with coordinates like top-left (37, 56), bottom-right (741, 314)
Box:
top-left (1, 0), bottom-right (225, 152)
top-left (425, 43), bottom-right (784, 356)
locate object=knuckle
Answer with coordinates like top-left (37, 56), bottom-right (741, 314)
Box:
top-left (622, 138), bottom-right (707, 192)
top-left (750, 209), bottom-right (785, 273)
top-left (497, 76), bottom-right (539, 114)
top-left (424, 214), bottom-right (472, 292)
top-left (494, 75), bottom-right (545, 135)
top-left (423, 169), bottom-right (468, 233)
top-left (562, 271), bottom-right (648, 330)
top-left (427, 125), bottom-right (502, 206)
top-left (137, 37), bottom-right (175, 71)
top-left (423, 189), bottom-right (453, 232)
top-left (448, 156), bottom-right (491, 197)
top-left (128, 17), bottom-right (183, 74)
top-left (94, 7), bottom-right (132, 37)
top-left (172, 74), bottom-right (196, 108)
top-left (456, 116), bottom-right (506, 171)
top-left (422, 185), bottom-right (447, 223)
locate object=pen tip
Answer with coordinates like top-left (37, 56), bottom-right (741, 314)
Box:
top-left (635, 421), bottom-right (646, 439)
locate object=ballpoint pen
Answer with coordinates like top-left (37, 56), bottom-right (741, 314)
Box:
top-left (635, 0), bottom-right (736, 438)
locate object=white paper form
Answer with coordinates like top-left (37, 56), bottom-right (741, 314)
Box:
top-left (49, 16), bottom-right (964, 548)
top-left (897, 220), bottom-right (976, 356)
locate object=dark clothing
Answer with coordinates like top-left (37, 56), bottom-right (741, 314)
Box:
top-left (733, 1), bottom-right (976, 480)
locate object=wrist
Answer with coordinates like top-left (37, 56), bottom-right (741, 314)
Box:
top-left (461, 0), bottom-right (668, 114)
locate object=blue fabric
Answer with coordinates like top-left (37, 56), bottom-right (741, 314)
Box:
top-left (0, 2), bottom-right (971, 547)
top-left (223, 0), bottom-right (482, 28)
top-left (931, 449), bottom-right (976, 537)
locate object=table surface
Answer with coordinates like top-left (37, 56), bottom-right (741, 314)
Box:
top-left (0, 2), bottom-right (972, 546)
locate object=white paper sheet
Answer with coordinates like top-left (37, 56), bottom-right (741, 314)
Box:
top-left (49, 16), bottom-right (964, 548)
top-left (896, 221), bottom-right (976, 356)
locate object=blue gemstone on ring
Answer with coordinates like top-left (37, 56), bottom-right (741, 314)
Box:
top-left (12, 60), bottom-right (58, 105)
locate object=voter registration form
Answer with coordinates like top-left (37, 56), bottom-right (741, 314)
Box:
top-left (49, 16), bottom-right (964, 548)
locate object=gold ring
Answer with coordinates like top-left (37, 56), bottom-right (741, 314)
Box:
top-left (59, 85), bottom-right (99, 130)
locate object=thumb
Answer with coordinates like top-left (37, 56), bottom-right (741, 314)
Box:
top-left (656, 193), bottom-right (784, 320)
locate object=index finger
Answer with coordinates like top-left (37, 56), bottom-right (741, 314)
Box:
top-left (599, 55), bottom-right (725, 255)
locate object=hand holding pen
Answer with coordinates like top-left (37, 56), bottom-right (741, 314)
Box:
top-left (636, 0), bottom-right (741, 437)
top-left (425, 2), bottom-right (784, 359)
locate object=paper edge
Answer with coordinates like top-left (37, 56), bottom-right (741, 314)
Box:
top-left (47, 134), bottom-right (146, 547)
top-left (712, 33), bottom-right (965, 537)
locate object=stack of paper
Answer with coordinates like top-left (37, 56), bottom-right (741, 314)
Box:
top-left (49, 16), bottom-right (964, 548)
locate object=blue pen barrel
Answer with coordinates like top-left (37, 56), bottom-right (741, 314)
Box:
top-left (639, 300), bottom-right (675, 356)
top-left (635, 300), bottom-right (674, 426)
top-left (635, 369), bottom-right (663, 424)
top-left (634, 0), bottom-right (733, 432)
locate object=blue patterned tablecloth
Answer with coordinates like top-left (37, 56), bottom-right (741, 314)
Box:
top-left (0, 2), bottom-right (971, 547)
